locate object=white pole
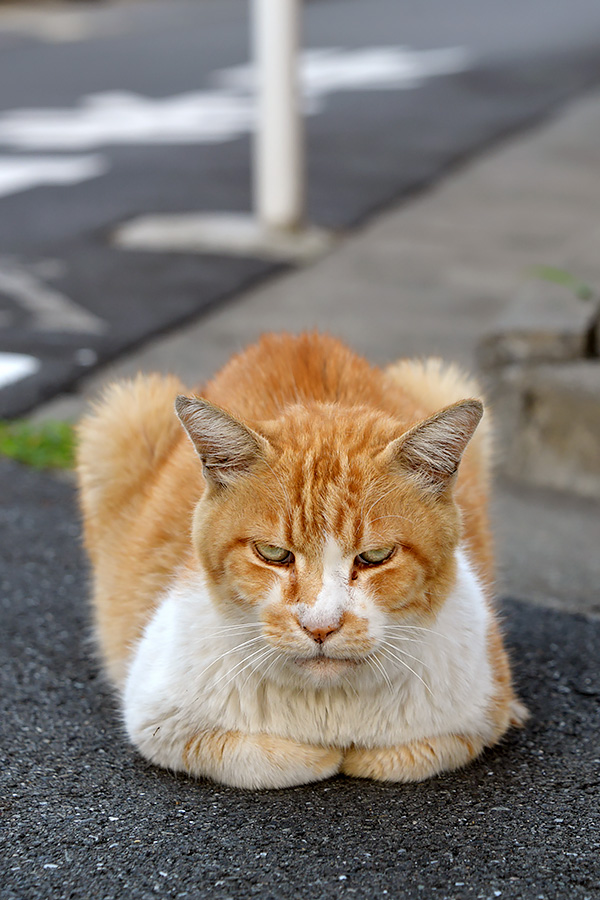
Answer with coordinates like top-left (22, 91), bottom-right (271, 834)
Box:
top-left (253, 0), bottom-right (304, 232)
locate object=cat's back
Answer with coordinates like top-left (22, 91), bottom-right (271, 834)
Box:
top-left (204, 333), bottom-right (487, 445)
top-left (201, 332), bottom-right (408, 420)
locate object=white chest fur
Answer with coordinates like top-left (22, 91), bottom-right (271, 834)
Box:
top-left (124, 548), bottom-right (496, 766)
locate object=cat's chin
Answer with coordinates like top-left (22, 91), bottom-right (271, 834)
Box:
top-left (292, 655), bottom-right (363, 682)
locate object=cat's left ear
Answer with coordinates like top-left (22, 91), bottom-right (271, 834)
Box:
top-left (175, 396), bottom-right (270, 488)
top-left (382, 399), bottom-right (484, 495)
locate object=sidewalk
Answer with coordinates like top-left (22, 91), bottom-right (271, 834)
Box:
top-left (36, 89), bottom-right (600, 618)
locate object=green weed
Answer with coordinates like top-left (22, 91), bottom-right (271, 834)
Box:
top-left (0, 419), bottom-right (75, 470)
top-left (528, 265), bottom-right (594, 302)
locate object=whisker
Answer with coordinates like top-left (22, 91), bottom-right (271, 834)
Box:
top-left (369, 654), bottom-right (394, 692)
top-left (215, 645), bottom-right (274, 693)
top-left (239, 647), bottom-right (279, 692)
top-left (199, 635), bottom-right (264, 668)
top-left (364, 483), bottom-right (404, 520)
top-left (256, 649), bottom-right (282, 689)
top-left (199, 623), bottom-right (263, 637)
top-left (259, 650), bottom-right (283, 687)
top-left (189, 635), bottom-right (265, 696)
top-left (341, 675), bottom-right (360, 698)
top-left (364, 656), bottom-right (379, 683)
top-left (364, 654), bottom-right (392, 691)
top-left (384, 637), bottom-right (430, 647)
top-left (379, 647), bottom-right (433, 697)
top-left (379, 639), bottom-right (432, 672)
top-left (384, 625), bottom-right (453, 643)
top-left (207, 645), bottom-right (269, 692)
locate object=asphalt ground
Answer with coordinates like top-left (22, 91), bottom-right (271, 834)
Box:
top-left (1, 458), bottom-right (599, 900)
top-left (3, 0), bottom-right (600, 415)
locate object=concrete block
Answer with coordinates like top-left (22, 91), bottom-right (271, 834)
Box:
top-left (478, 280), bottom-right (598, 368)
top-left (490, 360), bottom-right (600, 499)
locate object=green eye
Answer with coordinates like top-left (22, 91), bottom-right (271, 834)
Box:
top-left (254, 542), bottom-right (294, 564)
top-left (356, 547), bottom-right (394, 566)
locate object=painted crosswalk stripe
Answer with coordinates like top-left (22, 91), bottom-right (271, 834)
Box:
top-left (0, 352), bottom-right (40, 389)
top-left (0, 154), bottom-right (107, 199)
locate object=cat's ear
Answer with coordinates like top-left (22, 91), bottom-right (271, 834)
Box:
top-left (175, 396), bottom-right (269, 488)
top-left (382, 399), bottom-right (484, 495)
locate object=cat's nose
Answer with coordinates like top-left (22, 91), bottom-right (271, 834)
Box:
top-left (302, 622), bottom-right (341, 644)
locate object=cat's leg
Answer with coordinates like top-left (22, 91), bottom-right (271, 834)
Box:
top-left (341, 733), bottom-right (486, 782)
top-left (176, 729), bottom-right (342, 789)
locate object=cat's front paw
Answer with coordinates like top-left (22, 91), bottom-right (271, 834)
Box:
top-left (182, 729), bottom-right (343, 789)
top-left (341, 734), bottom-right (485, 783)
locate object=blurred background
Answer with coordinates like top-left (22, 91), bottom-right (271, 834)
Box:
top-left (0, 0), bottom-right (599, 610)
top-left (1, 0), bottom-right (600, 404)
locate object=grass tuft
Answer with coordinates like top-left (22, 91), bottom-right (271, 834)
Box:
top-left (528, 265), bottom-right (594, 302)
top-left (0, 419), bottom-right (75, 470)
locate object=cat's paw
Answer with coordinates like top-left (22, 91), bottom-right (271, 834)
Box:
top-left (182, 729), bottom-right (343, 789)
top-left (341, 734), bottom-right (485, 783)
top-left (509, 699), bottom-right (530, 728)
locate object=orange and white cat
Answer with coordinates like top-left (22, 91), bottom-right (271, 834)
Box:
top-left (77, 332), bottom-right (526, 789)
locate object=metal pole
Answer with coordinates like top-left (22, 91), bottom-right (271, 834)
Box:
top-left (253, 0), bottom-right (304, 232)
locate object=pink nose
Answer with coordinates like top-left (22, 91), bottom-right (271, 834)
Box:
top-left (302, 622), bottom-right (341, 644)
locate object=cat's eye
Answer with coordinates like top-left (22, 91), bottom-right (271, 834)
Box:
top-left (356, 547), bottom-right (395, 566)
top-left (254, 542), bottom-right (294, 565)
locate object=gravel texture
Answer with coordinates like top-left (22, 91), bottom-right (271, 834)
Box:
top-left (1, 459), bottom-right (599, 900)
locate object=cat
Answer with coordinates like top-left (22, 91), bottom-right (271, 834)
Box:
top-left (77, 331), bottom-right (527, 789)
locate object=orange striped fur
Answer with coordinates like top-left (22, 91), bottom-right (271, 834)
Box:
top-left (77, 332), bottom-right (526, 788)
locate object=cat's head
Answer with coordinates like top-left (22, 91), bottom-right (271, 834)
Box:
top-left (176, 397), bottom-right (483, 687)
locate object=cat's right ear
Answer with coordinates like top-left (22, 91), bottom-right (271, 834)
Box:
top-left (380, 399), bottom-right (483, 495)
top-left (175, 396), bottom-right (269, 489)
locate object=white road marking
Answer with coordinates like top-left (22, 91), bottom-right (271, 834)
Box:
top-left (0, 258), bottom-right (106, 334)
top-left (0, 352), bottom-right (40, 389)
top-left (219, 46), bottom-right (471, 101)
top-left (0, 46), bottom-right (470, 151)
top-left (0, 154), bottom-right (107, 198)
top-left (0, 91), bottom-right (255, 150)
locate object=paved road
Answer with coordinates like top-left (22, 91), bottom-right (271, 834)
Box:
top-left (1, 458), bottom-right (599, 900)
top-left (2, 0), bottom-right (600, 415)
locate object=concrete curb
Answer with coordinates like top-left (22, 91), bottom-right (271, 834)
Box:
top-left (480, 280), bottom-right (600, 499)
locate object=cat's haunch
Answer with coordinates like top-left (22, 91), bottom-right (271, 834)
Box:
top-left (77, 332), bottom-right (527, 789)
